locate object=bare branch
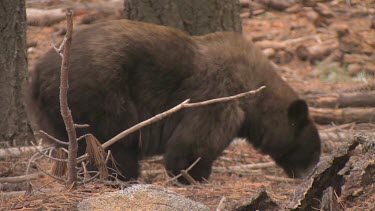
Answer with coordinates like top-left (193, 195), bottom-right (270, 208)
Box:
top-left (81, 162), bottom-right (90, 181)
top-left (77, 134), bottom-right (91, 142)
top-left (39, 130), bottom-right (68, 145)
top-left (184, 86), bottom-right (266, 108)
top-left (57, 9), bottom-right (77, 188)
top-left (35, 147), bottom-right (68, 162)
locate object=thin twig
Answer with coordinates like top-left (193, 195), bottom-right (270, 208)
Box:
top-left (39, 130), bottom-right (68, 145)
top-left (105, 150), bottom-right (112, 164)
top-left (77, 134), bottom-right (91, 142)
top-left (81, 162), bottom-right (90, 182)
top-left (34, 145), bottom-right (68, 162)
top-left (184, 86), bottom-right (266, 108)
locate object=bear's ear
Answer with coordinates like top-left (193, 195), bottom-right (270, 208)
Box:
top-left (287, 99), bottom-right (308, 124)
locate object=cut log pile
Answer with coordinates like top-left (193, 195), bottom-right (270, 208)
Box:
top-left (304, 89), bottom-right (375, 125)
top-left (240, 0), bottom-right (375, 76)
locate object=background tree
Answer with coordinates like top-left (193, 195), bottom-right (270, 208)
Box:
top-left (123, 0), bottom-right (242, 35)
top-left (0, 0), bottom-right (33, 146)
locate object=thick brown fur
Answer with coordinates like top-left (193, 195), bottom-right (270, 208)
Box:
top-left (29, 20), bottom-right (321, 183)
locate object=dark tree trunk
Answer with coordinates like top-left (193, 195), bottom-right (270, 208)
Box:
top-left (124, 0), bottom-right (242, 35)
top-left (0, 0), bottom-right (33, 146)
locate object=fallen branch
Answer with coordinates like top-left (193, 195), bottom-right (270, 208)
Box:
top-left (164, 157), bottom-right (201, 184)
top-left (0, 172), bottom-right (44, 183)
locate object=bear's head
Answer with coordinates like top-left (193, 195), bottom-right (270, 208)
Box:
top-left (239, 97), bottom-right (321, 178)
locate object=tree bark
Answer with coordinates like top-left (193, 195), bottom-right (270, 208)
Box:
top-left (0, 0), bottom-right (33, 146)
top-left (123, 0), bottom-right (242, 35)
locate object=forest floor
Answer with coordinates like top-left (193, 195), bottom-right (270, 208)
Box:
top-left (1, 0), bottom-right (375, 210)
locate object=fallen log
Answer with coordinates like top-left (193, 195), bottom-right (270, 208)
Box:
top-left (26, 8), bottom-right (66, 26)
top-left (0, 146), bottom-right (43, 159)
top-left (310, 107), bottom-right (375, 124)
top-left (0, 172), bottom-right (44, 183)
top-left (305, 91), bottom-right (375, 108)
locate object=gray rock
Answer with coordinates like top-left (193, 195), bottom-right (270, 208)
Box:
top-left (77, 184), bottom-right (209, 211)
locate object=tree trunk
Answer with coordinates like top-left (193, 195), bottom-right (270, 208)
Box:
top-left (0, 0), bottom-right (33, 146)
top-left (123, 0), bottom-right (242, 35)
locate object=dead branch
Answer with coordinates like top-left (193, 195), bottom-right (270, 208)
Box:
top-left (305, 91), bottom-right (375, 108)
top-left (103, 86), bottom-right (265, 149)
top-left (0, 146), bottom-right (43, 159)
top-left (185, 86), bottom-right (265, 108)
top-left (0, 172), bottom-right (44, 183)
top-left (39, 130), bottom-right (68, 146)
top-left (164, 157), bottom-right (201, 184)
top-left (310, 107), bottom-right (375, 124)
top-left (180, 170), bottom-right (198, 185)
top-left (212, 162), bottom-right (275, 173)
top-left (51, 9), bottom-right (77, 187)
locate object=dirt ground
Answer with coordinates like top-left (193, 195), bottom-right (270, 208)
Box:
top-left (1, 0), bottom-right (375, 210)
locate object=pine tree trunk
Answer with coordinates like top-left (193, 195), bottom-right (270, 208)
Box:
top-left (0, 0), bottom-right (33, 146)
top-left (124, 0), bottom-right (242, 35)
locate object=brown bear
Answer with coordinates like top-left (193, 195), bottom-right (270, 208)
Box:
top-left (29, 19), bottom-right (321, 184)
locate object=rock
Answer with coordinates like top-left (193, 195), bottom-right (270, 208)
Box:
top-left (77, 184), bottom-right (209, 211)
